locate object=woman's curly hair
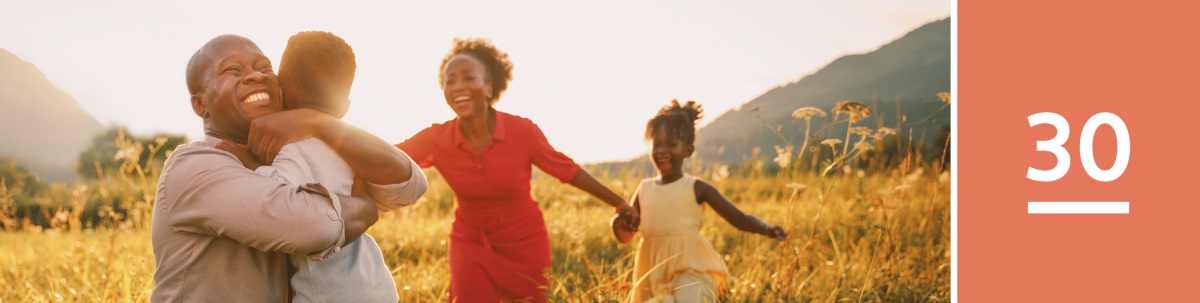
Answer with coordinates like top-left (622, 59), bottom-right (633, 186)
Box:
top-left (438, 38), bottom-right (513, 104)
top-left (646, 99), bottom-right (704, 145)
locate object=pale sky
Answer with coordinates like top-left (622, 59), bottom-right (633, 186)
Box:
top-left (1, 0), bottom-right (948, 164)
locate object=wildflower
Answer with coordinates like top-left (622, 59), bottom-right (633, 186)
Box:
top-left (853, 141), bottom-right (874, 152)
top-left (114, 143), bottom-right (143, 164)
top-left (773, 145), bottom-right (793, 168)
top-left (937, 92), bottom-right (951, 104)
top-left (791, 107), bottom-right (827, 119)
top-left (850, 126), bottom-right (874, 137)
top-left (832, 100), bottom-right (871, 123)
top-left (821, 139), bottom-right (842, 147)
top-left (711, 165), bottom-right (727, 182)
top-left (876, 127), bottom-right (897, 137)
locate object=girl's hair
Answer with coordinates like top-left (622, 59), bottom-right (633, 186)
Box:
top-left (645, 99), bottom-right (704, 145)
top-left (438, 38), bottom-right (513, 105)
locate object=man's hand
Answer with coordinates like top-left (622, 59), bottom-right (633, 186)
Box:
top-left (217, 140), bottom-right (265, 170)
top-left (247, 108), bottom-right (333, 164)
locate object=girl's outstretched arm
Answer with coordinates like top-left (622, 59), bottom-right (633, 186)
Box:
top-left (695, 180), bottom-right (787, 240)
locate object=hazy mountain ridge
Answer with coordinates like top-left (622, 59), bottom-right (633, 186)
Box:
top-left (0, 49), bottom-right (104, 181)
top-left (694, 17), bottom-right (951, 164)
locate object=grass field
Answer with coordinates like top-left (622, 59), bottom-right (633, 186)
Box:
top-left (1, 98), bottom-right (952, 302)
top-left (0, 163), bottom-right (949, 302)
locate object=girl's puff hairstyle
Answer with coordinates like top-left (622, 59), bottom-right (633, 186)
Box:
top-left (438, 38), bottom-right (513, 105)
top-left (646, 99), bottom-right (704, 145)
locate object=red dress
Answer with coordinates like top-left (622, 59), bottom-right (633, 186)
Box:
top-left (396, 110), bottom-right (580, 302)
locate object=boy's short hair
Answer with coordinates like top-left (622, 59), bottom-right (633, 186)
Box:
top-left (279, 31), bottom-right (356, 117)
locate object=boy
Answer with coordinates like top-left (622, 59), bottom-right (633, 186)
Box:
top-left (222, 31), bottom-right (425, 303)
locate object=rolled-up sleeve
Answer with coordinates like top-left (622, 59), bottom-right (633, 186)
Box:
top-left (366, 149), bottom-right (428, 212)
top-left (160, 146), bottom-right (346, 258)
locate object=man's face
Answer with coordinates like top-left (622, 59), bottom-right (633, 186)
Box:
top-left (196, 38), bottom-right (282, 143)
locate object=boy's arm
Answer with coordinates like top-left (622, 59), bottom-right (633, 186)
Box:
top-left (215, 139), bottom-right (377, 249)
top-left (695, 180), bottom-right (786, 240)
top-left (247, 108), bottom-right (414, 185)
top-left (364, 152), bottom-right (428, 212)
top-left (217, 140), bottom-right (303, 184)
top-left (162, 146), bottom-right (378, 258)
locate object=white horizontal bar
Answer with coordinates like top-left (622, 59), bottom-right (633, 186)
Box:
top-left (1027, 202), bottom-right (1129, 214)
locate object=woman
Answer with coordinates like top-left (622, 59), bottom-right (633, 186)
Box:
top-left (395, 38), bottom-right (637, 302)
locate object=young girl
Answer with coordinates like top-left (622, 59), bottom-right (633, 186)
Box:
top-left (615, 100), bottom-right (787, 302)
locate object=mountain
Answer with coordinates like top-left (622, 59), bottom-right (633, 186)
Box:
top-left (694, 17), bottom-right (951, 164)
top-left (0, 49), bottom-right (104, 181)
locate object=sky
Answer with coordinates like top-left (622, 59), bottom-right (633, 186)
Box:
top-left (0, 0), bottom-right (949, 164)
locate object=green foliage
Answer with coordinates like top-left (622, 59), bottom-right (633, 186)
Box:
top-left (0, 157), bottom-right (44, 206)
top-left (76, 127), bottom-right (186, 180)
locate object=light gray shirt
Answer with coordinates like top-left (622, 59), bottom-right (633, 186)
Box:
top-left (256, 137), bottom-right (426, 303)
top-left (151, 137), bottom-right (348, 303)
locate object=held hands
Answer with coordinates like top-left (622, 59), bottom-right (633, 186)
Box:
top-left (247, 108), bottom-right (333, 164)
top-left (614, 204), bottom-right (640, 230)
top-left (610, 204), bottom-right (639, 243)
top-left (217, 140), bottom-right (265, 170)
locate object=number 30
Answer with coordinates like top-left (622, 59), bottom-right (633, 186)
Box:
top-left (1027, 112), bottom-right (1130, 182)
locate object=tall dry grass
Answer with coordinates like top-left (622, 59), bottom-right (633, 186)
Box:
top-left (0, 95), bottom-right (951, 302)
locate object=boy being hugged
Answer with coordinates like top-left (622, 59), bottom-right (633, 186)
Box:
top-left (221, 31), bottom-right (426, 303)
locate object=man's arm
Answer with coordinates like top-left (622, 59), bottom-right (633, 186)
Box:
top-left (242, 141), bottom-right (379, 248)
top-left (161, 146), bottom-right (374, 256)
top-left (247, 108), bottom-right (413, 185)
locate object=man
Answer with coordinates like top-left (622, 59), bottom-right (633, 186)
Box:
top-left (150, 34), bottom-right (418, 302)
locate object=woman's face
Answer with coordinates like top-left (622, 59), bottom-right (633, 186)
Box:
top-left (441, 54), bottom-right (492, 120)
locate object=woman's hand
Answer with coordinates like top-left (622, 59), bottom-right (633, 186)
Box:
top-left (217, 140), bottom-right (264, 170)
top-left (247, 108), bottom-right (333, 164)
top-left (615, 204), bottom-right (640, 230)
top-left (610, 214), bottom-right (637, 243)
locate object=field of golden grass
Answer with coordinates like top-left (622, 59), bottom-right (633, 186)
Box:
top-left (0, 163), bottom-right (949, 302)
top-left (1, 98), bottom-right (951, 302)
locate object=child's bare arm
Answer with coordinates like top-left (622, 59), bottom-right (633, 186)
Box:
top-left (247, 108), bottom-right (414, 185)
top-left (695, 180), bottom-right (786, 240)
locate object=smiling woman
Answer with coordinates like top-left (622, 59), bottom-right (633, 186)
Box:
top-left (394, 38), bottom-right (638, 302)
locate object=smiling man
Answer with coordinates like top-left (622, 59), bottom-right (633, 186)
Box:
top-left (149, 34), bottom-right (413, 302)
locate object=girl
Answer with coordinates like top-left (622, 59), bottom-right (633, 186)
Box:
top-left (615, 100), bottom-right (787, 302)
